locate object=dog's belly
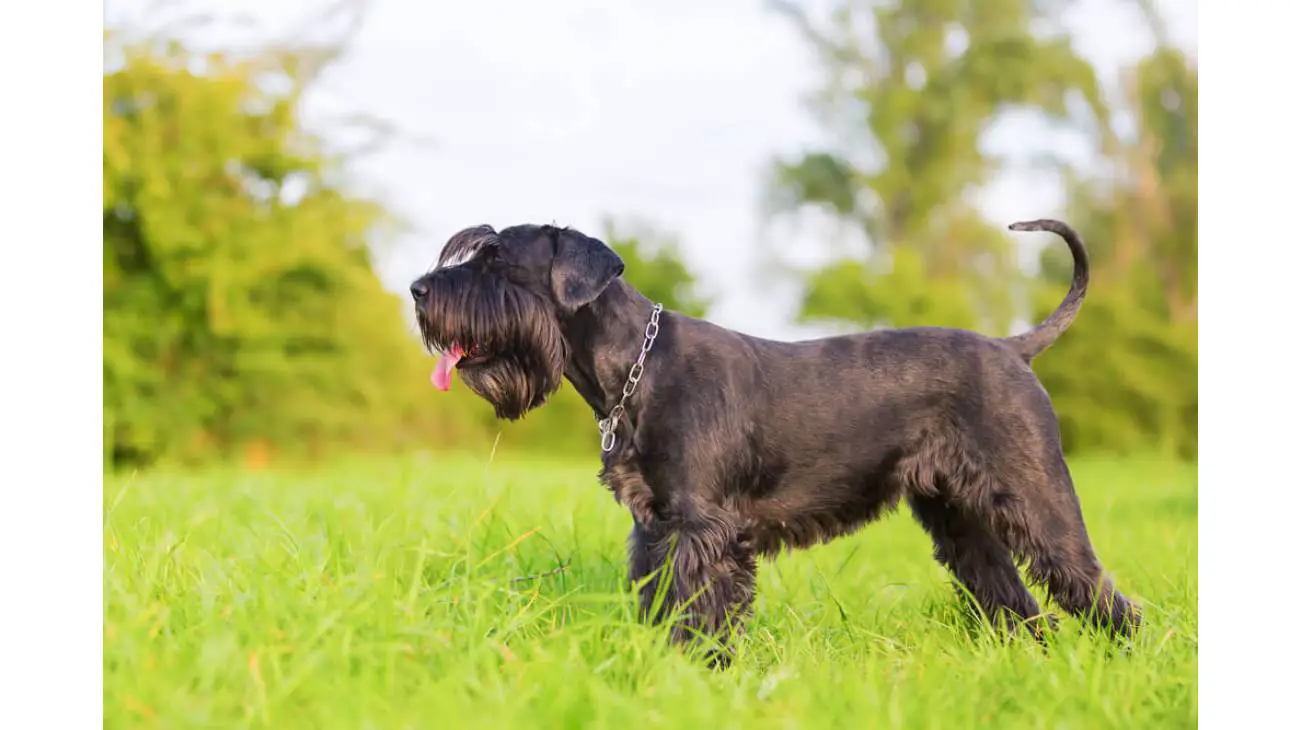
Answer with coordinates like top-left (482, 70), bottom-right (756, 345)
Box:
top-left (738, 454), bottom-right (907, 556)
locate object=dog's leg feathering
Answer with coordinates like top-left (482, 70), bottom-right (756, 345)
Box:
top-left (975, 462), bottom-right (1142, 639)
top-left (627, 513), bottom-right (757, 669)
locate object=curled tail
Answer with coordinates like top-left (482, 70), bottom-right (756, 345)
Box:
top-left (1003, 219), bottom-right (1090, 362)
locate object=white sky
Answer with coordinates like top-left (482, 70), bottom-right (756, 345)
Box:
top-left (105, 0), bottom-right (1197, 340)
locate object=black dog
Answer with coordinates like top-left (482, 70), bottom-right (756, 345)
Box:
top-left (409, 220), bottom-right (1140, 662)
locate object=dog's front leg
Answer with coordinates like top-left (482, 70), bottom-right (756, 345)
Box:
top-left (627, 514), bottom-right (757, 668)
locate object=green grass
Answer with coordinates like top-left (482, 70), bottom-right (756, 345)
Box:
top-left (104, 452), bottom-right (1197, 729)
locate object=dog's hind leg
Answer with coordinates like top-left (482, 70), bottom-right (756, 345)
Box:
top-left (971, 458), bottom-right (1141, 639)
top-left (908, 492), bottom-right (1048, 634)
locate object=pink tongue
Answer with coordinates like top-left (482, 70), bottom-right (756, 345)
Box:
top-left (431, 344), bottom-right (464, 391)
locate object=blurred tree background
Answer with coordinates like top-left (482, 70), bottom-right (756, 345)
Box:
top-left (1031, 5), bottom-right (1197, 460)
top-left (103, 23), bottom-right (436, 468)
top-left (764, 0), bottom-right (1195, 459)
top-left (102, 0), bottom-right (1195, 470)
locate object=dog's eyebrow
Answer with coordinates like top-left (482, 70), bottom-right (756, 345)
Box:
top-left (436, 246), bottom-right (480, 270)
top-left (434, 225), bottom-right (498, 270)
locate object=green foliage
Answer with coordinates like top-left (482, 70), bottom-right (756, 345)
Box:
top-left (1029, 280), bottom-right (1197, 460)
top-left (1031, 46), bottom-right (1197, 459)
top-left (104, 453), bottom-right (1197, 728)
top-left (800, 246), bottom-right (987, 331)
top-left (103, 34), bottom-right (439, 468)
top-left (767, 0), bottom-right (1106, 334)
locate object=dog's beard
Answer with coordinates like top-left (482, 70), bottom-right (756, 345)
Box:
top-left (416, 270), bottom-right (567, 420)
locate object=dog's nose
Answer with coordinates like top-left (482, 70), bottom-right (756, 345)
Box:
top-left (410, 280), bottom-right (430, 302)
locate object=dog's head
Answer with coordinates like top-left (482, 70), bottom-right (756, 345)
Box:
top-left (409, 224), bottom-right (625, 419)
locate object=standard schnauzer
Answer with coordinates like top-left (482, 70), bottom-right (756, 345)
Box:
top-left (409, 220), bottom-right (1140, 663)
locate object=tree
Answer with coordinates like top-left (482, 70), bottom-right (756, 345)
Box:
top-left (1030, 36), bottom-right (1197, 459)
top-left (103, 29), bottom-right (439, 468)
top-left (765, 0), bottom-right (1107, 334)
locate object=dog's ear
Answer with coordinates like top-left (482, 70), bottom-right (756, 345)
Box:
top-left (549, 227), bottom-right (625, 313)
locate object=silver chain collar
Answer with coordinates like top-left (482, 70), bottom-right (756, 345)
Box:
top-left (597, 303), bottom-right (664, 452)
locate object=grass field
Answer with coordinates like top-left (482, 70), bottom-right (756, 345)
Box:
top-left (104, 452), bottom-right (1197, 729)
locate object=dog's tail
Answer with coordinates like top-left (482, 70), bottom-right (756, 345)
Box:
top-left (1001, 219), bottom-right (1090, 362)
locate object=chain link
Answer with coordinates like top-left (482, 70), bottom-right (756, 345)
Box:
top-left (598, 303), bottom-right (664, 452)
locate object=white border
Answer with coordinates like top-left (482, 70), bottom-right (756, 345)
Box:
top-left (0, 2), bottom-right (103, 728)
top-left (1200, 1), bottom-right (1300, 727)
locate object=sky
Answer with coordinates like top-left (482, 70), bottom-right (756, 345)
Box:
top-left (105, 0), bottom-right (1197, 341)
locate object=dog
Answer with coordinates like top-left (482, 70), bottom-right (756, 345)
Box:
top-left (409, 219), bottom-right (1140, 664)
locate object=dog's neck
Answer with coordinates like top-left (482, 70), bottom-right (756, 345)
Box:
top-left (561, 280), bottom-right (662, 421)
